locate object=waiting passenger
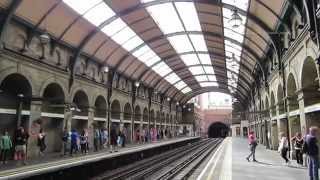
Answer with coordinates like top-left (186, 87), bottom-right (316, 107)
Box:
top-left (14, 127), bottom-right (29, 165)
top-left (136, 129), bottom-right (140, 144)
top-left (61, 128), bottom-right (69, 156)
top-left (93, 128), bottom-right (100, 152)
top-left (305, 126), bottom-right (319, 180)
top-left (121, 127), bottom-right (126, 147)
top-left (37, 128), bottom-right (46, 156)
top-left (246, 131), bottom-right (257, 162)
top-left (291, 132), bottom-right (303, 165)
top-left (102, 128), bottom-right (108, 148)
top-left (278, 132), bottom-right (290, 165)
top-left (0, 130), bottom-right (12, 164)
top-left (80, 130), bottom-right (88, 154)
top-left (70, 129), bottom-right (79, 156)
top-left (110, 126), bottom-right (118, 153)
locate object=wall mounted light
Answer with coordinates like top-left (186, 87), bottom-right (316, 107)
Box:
top-left (103, 66), bottom-right (109, 73)
top-left (135, 81), bottom-right (140, 87)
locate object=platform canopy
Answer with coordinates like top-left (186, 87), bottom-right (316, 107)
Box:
top-left (0, 0), bottom-right (287, 104)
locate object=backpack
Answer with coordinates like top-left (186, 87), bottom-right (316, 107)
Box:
top-left (302, 140), bottom-right (308, 154)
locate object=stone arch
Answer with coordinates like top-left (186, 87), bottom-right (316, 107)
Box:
top-left (124, 103), bottom-right (132, 121)
top-left (110, 99), bottom-right (121, 120)
top-left (39, 77), bottom-right (68, 99)
top-left (143, 107), bottom-right (148, 122)
top-left (0, 68), bottom-right (35, 95)
top-left (208, 122), bottom-right (229, 138)
top-left (94, 95), bottom-right (107, 118)
top-left (287, 73), bottom-right (299, 111)
top-left (41, 83), bottom-right (65, 114)
top-left (301, 57), bottom-right (320, 106)
top-left (72, 90), bottom-right (89, 116)
top-left (134, 105), bottom-right (141, 122)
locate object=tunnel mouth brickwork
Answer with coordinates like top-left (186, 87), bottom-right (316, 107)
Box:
top-left (208, 122), bottom-right (229, 138)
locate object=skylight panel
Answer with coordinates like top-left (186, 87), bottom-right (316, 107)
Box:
top-left (145, 56), bottom-right (161, 66)
top-left (152, 62), bottom-right (171, 76)
top-left (195, 75), bottom-right (208, 82)
top-left (189, 66), bottom-right (205, 75)
top-left (198, 54), bottom-right (211, 64)
top-left (208, 75), bottom-right (217, 81)
top-left (101, 18), bottom-right (127, 37)
top-left (175, 81), bottom-right (186, 90)
top-left (132, 46), bottom-right (150, 58)
top-left (203, 66), bottom-right (215, 74)
top-left (63, 0), bottom-right (101, 14)
top-left (146, 3), bottom-right (184, 34)
top-left (175, 2), bottom-right (202, 31)
top-left (181, 87), bottom-right (192, 94)
top-left (83, 3), bottom-right (115, 26)
top-left (122, 35), bottom-right (144, 52)
top-left (168, 35), bottom-right (193, 53)
top-left (224, 29), bottom-right (244, 43)
top-left (189, 34), bottom-right (208, 52)
top-left (111, 27), bottom-right (136, 45)
top-left (180, 54), bottom-right (199, 66)
top-left (200, 82), bottom-right (218, 87)
top-left (222, 0), bottom-right (249, 11)
top-left (165, 73), bottom-right (180, 84)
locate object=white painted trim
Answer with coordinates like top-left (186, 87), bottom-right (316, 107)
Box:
top-left (305, 103), bottom-right (320, 114)
top-left (93, 117), bottom-right (106, 122)
top-left (289, 109), bottom-right (299, 117)
top-left (72, 116), bottom-right (88, 120)
top-left (111, 119), bottom-right (120, 123)
top-left (41, 112), bottom-right (64, 118)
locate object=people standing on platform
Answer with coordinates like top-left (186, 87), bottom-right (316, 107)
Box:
top-left (110, 126), bottom-right (118, 153)
top-left (142, 128), bottom-right (146, 143)
top-left (70, 129), bottom-right (79, 156)
top-left (37, 128), bottom-right (46, 156)
top-left (103, 128), bottom-right (108, 148)
top-left (278, 132), bottom-right (290, 165)
top-left (305, 126), bottom-right (319, 180)
top-left (121, 127), bottom-right (126, 147)
top-left (61, 128), bottom-right (69, 156)
top-left (93, 128), bottom-right (100, 152)
top-left (0, 130), bottom-right (12, 164)
top-left (14, 127), bottom-right (29, 165)
top-left (136, 129), bottom-right (140, 144)
top-left (291, 132), bottom-right (303, 165)
top-left (246, 131), bottom-right (257, 162)
top-left (80, 130), bottom-right (88, 154)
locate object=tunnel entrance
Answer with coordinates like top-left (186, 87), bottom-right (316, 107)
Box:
top-left (208, 122), bottom-right (229, 138)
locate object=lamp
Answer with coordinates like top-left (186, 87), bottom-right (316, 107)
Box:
top-left (176, 102), bottom-right (179, 106)
top-left (17, 93), bottom-right (24, 98)
top-left (183, 105), bottom-right (186, 108)
top-left (228, 8), bottom-right (243, 28)
top-left (135, 81), bottom-right (140, 87)
top-left (103, 66), bottom-right (109, 73)
top-left (39, 33), bottom-right (50, 45)
top-left (167, 97), bottom-right (171, 101)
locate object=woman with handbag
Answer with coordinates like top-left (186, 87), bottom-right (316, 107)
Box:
top-left (246, 131), bottom-right (258, 162)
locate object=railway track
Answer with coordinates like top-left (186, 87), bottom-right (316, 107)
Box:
top-left (93, 138), bottom-right (223, 180)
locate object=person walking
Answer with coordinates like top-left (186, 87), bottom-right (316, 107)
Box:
top-left (80, 130), bottom-right (88, 154)
top-left (61, 128), bottom-right (69, 156)
top-left (37, 128), bottom-right (46, 156)
top-left (246, 131), bottom-right (258, 162)
top-left (278, 132), bottom-right (290, 165)
top-left (103, 128), bottom-right (108, 148)
top-left (110, 126), bottom-right (117, 153)
top-left (0, 130), bottom-right (12, 164)
top-left (70, 129), bottom-right (79, 156)
top-left (121, 127), bottom-right (126, 147)
top-left (136, 129), bottom-right (140, 144)
top-left (93, 128), bottom-right (100, 152)
top-left (14, 127), bottom-right (29, 165)
top-left (305, 126), bottom-right (319, 180)
top-left (291, 132), bottom-right (303, 165)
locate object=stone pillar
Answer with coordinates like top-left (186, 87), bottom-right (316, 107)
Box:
top-left (27, 100), bottom-right (42, 158)
top-left (63, 103), bottom-right (72, 131)
top-left (87, 107), bottom-right (95, 149)
top-left (297, 91), bottom-right (307, 134)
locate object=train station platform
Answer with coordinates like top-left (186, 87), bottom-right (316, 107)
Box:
top-left (197, 137), bottom-right (308, 180)
top-left (0, 136), bottom-right (199, 180)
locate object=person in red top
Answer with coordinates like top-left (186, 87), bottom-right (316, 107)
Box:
top-left (246, 131), bottom-right (258, 162)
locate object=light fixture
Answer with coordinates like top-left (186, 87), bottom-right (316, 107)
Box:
top-left (103, 66), bottom-right (109, 73)
top-left (167, 97), bottom-right (171, 101)
top-left (39, 33), bottom-right (50, 45)
top-left (135, 81), bottom-right (140, 87)
top-left (183, 105), bottom-right (186, 108)
top-left (188, 107), bottom-right (191, 112)
top-left (228, 8), bottom-right (243, 28)
top-left (17, 93), bottom-right (24, 98)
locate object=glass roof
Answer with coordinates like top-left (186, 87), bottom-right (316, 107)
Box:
top-left (63, 0), bottom-right (191, 94)
top-left (222, 0), bottom-right (249, 93)
top-left (144, 1), bottom-right (217, 87)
